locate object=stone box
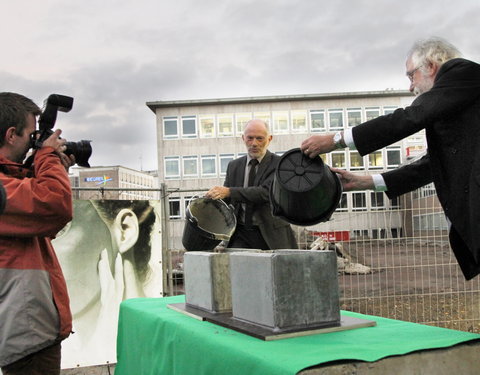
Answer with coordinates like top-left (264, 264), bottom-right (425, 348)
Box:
top-left (229, 250), bottom-right (340, 331)
top-left (184, 251), bottom-right (232, 313)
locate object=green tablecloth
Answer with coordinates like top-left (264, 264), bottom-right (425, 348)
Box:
top-left (116, 295), bottom-right (480, 375)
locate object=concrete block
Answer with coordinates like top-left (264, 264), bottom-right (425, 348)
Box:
top-left (184, 252), bottom-right (232, 313)
top-left (230, 250), bottom-right (340, 331)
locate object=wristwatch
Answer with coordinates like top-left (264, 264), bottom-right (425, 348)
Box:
top-left (333, 131), bottom-right (345, 149)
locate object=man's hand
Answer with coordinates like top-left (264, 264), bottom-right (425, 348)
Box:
top-left (330, 167), bottom-right (375, 191)
top-left (205, 186), bottom-right (230, 200)
top-left (301, 134), bottom-right (336, 158)
top-left (42, 129), bottom-right (75, 171)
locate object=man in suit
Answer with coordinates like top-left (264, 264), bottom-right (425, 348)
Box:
top-left (300, 37), bottom-right (480, 280)
top-left (206, 119), bottom-right (297, 250)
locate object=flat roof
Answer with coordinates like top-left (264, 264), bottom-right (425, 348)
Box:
top-left (146, 90), bottom-right (412, 112)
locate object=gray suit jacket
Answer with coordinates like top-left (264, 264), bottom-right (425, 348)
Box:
top-left (223, 150), bottom-right (298, 249)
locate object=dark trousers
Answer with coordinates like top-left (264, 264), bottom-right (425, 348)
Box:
top-left (1, 342), bottom-right (61, 375)
top-left (227, 224), bottom-right (270, 250)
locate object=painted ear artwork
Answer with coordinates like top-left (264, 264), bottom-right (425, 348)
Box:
top-left (52, 200), bottom-right (163, 368)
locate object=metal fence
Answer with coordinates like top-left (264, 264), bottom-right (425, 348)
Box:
top-left (74, 186), bottom-right (480, 334)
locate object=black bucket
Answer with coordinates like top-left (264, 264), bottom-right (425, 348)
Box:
top-left (270, 148), bottom-right (342, 226)
top-left (182, 197), bottom-right (237, 251)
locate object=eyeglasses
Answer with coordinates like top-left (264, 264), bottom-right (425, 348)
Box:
top-left (406, 65), bottom-right (423, 82)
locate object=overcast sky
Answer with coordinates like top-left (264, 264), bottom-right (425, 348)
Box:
top-left (1, 0), bottom-right (479, 171)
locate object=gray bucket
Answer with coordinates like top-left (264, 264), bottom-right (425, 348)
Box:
top-left (182, 197), bottom-right (237, 251)
top-left (270, 148), bottom-right (342, 226)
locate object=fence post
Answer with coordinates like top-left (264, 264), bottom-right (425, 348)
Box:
top-left (160, 183), bottom-right (172, 296)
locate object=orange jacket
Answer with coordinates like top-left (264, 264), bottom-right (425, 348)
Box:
top-left (0, 147), bottom-right (73, 366)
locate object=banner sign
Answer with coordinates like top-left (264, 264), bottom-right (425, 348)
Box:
top-left (52, 200), bottom-right (163, 368)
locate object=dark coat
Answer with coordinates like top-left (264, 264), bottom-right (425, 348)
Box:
top-left (224, 150), bottom-right (298, 249)
top-left (352, 58), bottom-right (480, 280)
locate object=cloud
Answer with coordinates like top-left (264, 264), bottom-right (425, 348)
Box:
top-left (1, 0), bottom-right (480, 171)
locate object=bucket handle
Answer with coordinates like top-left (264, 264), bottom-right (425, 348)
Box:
top-left (188, 215), bottom-right (198, 226)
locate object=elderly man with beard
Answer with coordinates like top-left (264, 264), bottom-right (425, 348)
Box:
top-left (300, 37), bottom-right (480, 280)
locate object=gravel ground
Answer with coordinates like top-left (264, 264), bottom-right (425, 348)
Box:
top-left (337, 240), bottom-right (480, 333)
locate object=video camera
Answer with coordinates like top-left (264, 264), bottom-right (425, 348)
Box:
top-left (32, 94), bottom-right (92, 168)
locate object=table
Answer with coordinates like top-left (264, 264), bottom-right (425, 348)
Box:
top-left (116, 296), bottom-right (480, 375)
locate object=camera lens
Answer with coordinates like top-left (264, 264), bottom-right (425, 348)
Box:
top-left (65, 140), bottom-right (92, 168)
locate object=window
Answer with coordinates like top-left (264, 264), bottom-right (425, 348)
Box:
top-left (349, 151), bottom-right (364, 170)
top-left (372, 229), bottom-right (387, 239)
top-left (181, 116), bottom-right (196, 138)
top-left (337, 193), bottom-right (348, 211)
top-left (371, 192), bottom-right (386, 210)
top-left (433, 213), bottom-right (449, 230)
top-left (365, 107), bottom-right (380, 121)
top-left (235, 113), bottom-right (251, 135)
top-left (201, 155), bottom-right (217, 177)
top-left (328, 109), bottom-right (344, 130)
top-left (199, 115), bottom-right (215, 138)
top-left (353, 229), bottom-right (369, 239)
top-left (253, 112), bottom-right (271, 127)
top-left (368, 151), bottom-right (383, 169)
top-left (169, 197), bottom-right (181, 219)
top-left (386, 147), bottom-right (401, 168)
top-left (414, 183), bottom-right (436, 199)
top-left (272, 111), bottom-right (289, 134)
top-left (310, 110), bottom-right (325, 132)
top-left (291, 111), bottom-right (307, 133)
top-left (413, 213), bottom-right (448, 231)
top-left (352, 192), bottom-right (367, 211)
top-left (347, 108), bottom-right (362, 127)
top-left (390, 196), bottom-right (400, 209)
top-left (383, 106), bottom-right (397, 115)
top-left (164, 156), bottom-right (180, 179)
top-left (406, 132), bottom-right (426, 144)
top-left (163, 117), bottom-right (178, 138)
top-left (182, 156), bottom-right (198, 177)
top-left (219, 154), bottom-right (234, 176)
top-left (331, 151), bottom-right (346, 168)
top-left (218, 114), bottom-right (234, 137)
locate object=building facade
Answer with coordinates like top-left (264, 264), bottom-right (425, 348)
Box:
top-left (69, 165), bottom-right (159, 200)
top-left (147, 91), bottom-right (425, 248)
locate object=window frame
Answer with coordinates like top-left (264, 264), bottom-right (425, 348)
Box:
top-left (163, 116), bottom-right (179, 139)
top-left (181, 116), bottom-right (197, 138)
top-left (164, 156), bottom-right (180, 179)
top-left (310, 110), bottom-right (326, 133)
top-left (328, 108), bottom-right (344, 131)
top-left (182, 155), bottom-right (199, 178)
top-left (201, 154), bottom-right (217, 177)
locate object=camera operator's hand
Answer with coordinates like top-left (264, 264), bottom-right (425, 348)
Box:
top-left (42, 128), bottom-right (66, 152)
top-left (42, 129), bottom-right (75, 171)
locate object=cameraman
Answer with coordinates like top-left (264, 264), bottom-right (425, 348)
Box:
top-left (0, 92), bottom-right (75, 375)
